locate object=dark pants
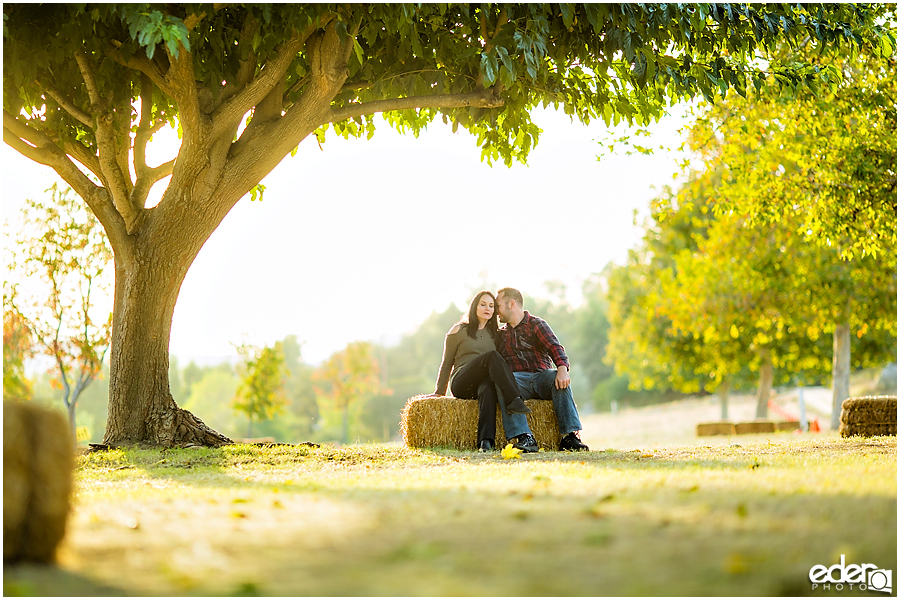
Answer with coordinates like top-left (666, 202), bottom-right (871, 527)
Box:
top-left (450, 351), bottom-right (524, 444)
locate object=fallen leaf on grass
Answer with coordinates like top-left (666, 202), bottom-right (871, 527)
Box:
top-left (501, 444), bottom-right (522, 460)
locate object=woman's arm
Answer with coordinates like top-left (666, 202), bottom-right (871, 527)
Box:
top-left (431, 325), bottom-right (461, 396)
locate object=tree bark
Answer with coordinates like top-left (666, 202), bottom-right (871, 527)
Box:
top-left (831, 322), bottom-right (851, 430)
top-left (755, 348), bottom-right (773, 419)
top-left (66, 401), bottom-right (77, 447)
top-left (102, 222), bottom-right (232, 448)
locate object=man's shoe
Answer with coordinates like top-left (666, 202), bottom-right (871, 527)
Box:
top-left (512, 433), bottom-right (538, 453)
top-left (507, 396), bottom-right (533, 415)
top-left (559, 431), bottom-right (589, 452)
top-left (478, 439), bottom-right (494, 453)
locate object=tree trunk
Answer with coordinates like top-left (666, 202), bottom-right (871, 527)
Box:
top-left (831, 322), bottom-right (851, 430)
top-left (103, 232), bottom-right (232, 448)
top-left (66, 400), bottom-right (77, 448)
top-left (718, 378), bottom-right (731, 421)
top-left (755, 348), bottom-right (773, 419)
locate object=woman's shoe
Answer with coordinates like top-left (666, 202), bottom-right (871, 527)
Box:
top-left (507, 396), bottom-right (532, 414)
top-left (478, 439), bottom-right (494, 452)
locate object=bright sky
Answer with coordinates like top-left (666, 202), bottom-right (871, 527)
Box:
top-left (3, 106), bottom-right (688, 366)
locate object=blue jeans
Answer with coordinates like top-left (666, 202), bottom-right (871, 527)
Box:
top-left (499, 370), bottom-right (583, 438)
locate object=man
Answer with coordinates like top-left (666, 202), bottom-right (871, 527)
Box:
top-left (495, 287), bottom-right (589, 453)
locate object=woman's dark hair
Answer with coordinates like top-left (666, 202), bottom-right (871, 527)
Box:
top-left (461, 290), bottom-right (500, 340)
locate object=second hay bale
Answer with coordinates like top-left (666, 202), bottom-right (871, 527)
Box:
top-left (3, 401), bottom-right (74, 563)
top-left (839, 396), bottom-right (897, 438)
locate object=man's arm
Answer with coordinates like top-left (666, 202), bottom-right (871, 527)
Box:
top-left (533, 317), bottom-right (571, 388)
top-left (555, 365), bottom-right (571, 390)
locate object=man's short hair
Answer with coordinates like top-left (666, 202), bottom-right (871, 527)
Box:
top-left (497, 287), bottom-right (524, 307)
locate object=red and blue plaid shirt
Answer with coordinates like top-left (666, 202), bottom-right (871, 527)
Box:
top-left (497, 311), bottom-right (570, 373)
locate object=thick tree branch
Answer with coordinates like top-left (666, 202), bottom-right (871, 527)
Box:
top-left (73, 48), bottom-right (138, 229)
top-left (329, 90), bottom-right (505, 123)
top-left (134, 74), bottom-right (154, 179)
top-left (73, 50), bottom-right (104, 110)
top-left (210, 32), bottom-right (304, 140)
top-left (131, 159), bottom-right (174, 210)
top-left (3, 112), bottom-right (127, 247)
top-left (113, 94), bottom-right (134, 196)
top-left (212, 12), bottom-right (335, 136)
top-left (38, 82), bottom-right (94, 127)
top-left (61, 139), bottom-right (103, 181)
top-left (164, 44), bottom-right (204, 145)
top-left (129, 77), bottom-right (175, 212)
top-left (211, 11), bottom-right (261, 113)
top-left (147, 160), bottom-right (176, 183)
top-left (106, 41), bottom-right (171, 96)
top-left (94, 111), bottom-right (138, 231)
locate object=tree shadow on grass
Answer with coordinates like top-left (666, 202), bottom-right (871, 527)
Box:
top-left (4, 563), bottom-right (125, 597)
top-left (53, 437), bottom-right (898, 595)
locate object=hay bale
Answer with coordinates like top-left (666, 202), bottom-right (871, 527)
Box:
top-left (3, 401), bottom-right (74, 563)
top-left (775, 421), bottom-right (801, 432)
top-left (400, 395), bottom-right (562, 451)
top-left (734, 421), bottom-right (776, 435)
top-left (839, 395), bottom-right (897, 438)
top-left (696, 422), bottom-right (736, 436)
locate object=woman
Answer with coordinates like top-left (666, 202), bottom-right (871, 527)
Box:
top-left (428, 290), bottom-right (531, 452)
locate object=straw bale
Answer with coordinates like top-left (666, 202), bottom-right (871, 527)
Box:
top-left (696, 422), bottom-right (736, 436)
top-left (3, 401), bottom-right (74, 563)
top-left (400, 395), bottom-right (562, 451)
top-left (774, 421), bottom-right (801, 432)
top-left (734, 421), bottom-right (776, 435)
top-left (839, 396), bottom-right (897, 438)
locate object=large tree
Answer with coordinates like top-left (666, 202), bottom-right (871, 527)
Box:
top-left (3, 3), bottom-right (892, 447)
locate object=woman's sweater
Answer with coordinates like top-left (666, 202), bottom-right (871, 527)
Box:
top-left (433, 324), bottom-right (496, 396)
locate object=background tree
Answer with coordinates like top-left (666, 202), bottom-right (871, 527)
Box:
top-left (3, 3), bottom-right (890, 447)
top-left (3, 283), bottom-right (34, 402)
top-left (685, 48), bottom-right (898, 425)
top-left (689, 52), bottom-right (897, 261)
top-left (280, 335), bottom-right (320, 441)
top-left (232, 341), bottom-right (289, 438)
top-left (314, 341), bottom-right (382, 445)
top-left (7, 184), bottom-right (113, 442)
top-left (605, 167), bottom-right (752, 417)
top-left (660, 212), bottom-right (834, 419)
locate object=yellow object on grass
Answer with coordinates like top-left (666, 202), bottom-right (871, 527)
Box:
top-left (501, 443), bottom-right (522, 460)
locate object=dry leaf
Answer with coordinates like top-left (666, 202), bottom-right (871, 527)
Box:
top-left (501, 443), bottom-right (522, 460)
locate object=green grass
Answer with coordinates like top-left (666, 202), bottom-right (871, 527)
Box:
top-left (4, 436), bottom-right (896, 596)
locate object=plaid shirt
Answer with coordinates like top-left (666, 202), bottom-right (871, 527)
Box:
top-left (497, 311), bottom-right (570, 373)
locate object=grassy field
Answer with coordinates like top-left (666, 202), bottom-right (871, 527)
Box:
top-left (4, 422), bottom-right (896, 596)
